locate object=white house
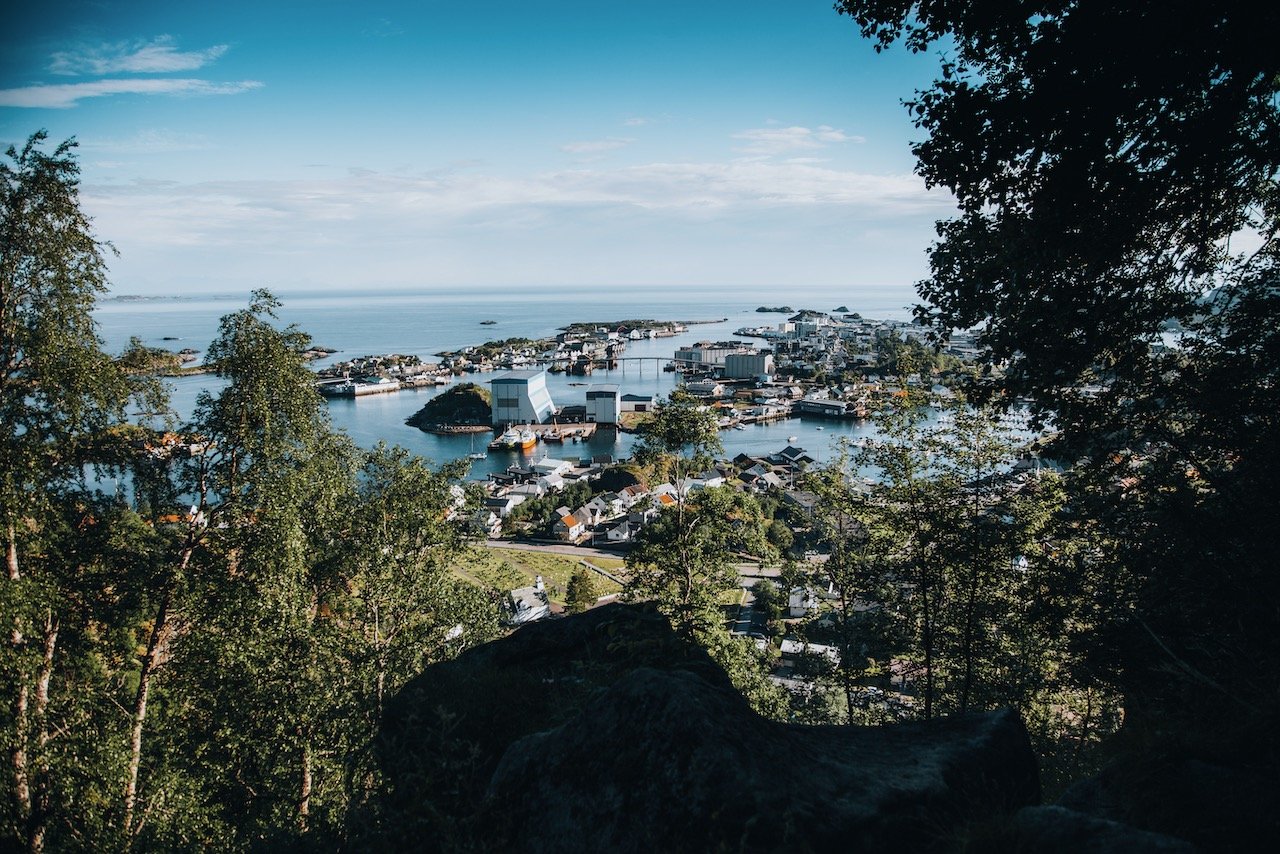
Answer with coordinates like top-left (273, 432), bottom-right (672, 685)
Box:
top-left (484, 494), bottom-right (527, 517)
top-left (536, 473), bottom-right (566, 493)
top-left (788, 586), bottom-right (819, 618)
top-left (620, 393), bottom-right (655, 413)
top-left (604, 515), bottom-right (644, 544)
top-left (685, 379), bottom-right (727, 398)
top-left (779, 638), bottom-right (841, 664)
top-left (503, 577), bottom-right (551, 625)
top-left (532, 457), bottom-right (573, 476)
top-left (619, 484), bottom-right (648, 507)
top-left (471, 509), bottom-right (502, 538)
top-left (552, 506), bottom-right (591, 542)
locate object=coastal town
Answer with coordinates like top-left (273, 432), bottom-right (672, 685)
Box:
top-left (297, 307), bottom-right (1033, 653)
top-left (313, 306), bottom-right (980, 423)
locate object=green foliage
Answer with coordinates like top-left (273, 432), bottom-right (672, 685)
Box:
top-left (405, 382), bottom-right (491, 429)
top-left (766, 518), bottom-right (794, 552)
top-left (0, 254), bottom-right (502, 848)
top-left (805, 394), bottom-right (1123, 769)
top-left (632, 389), bottom-right (723, 484)
top-left (839, 0), bottom-right (1280, 752)
top-left (0, 132), bottom-right (162, 851)
top-left (594, 464), bottom-right (647, 494)
top-left (117, 336), bottom-right (183, 376)
top-left (505, 480), bottom-right (592, 530)
top-left (625, 487), bottom-right (772, 638)
top-left (565, 567), bottom-right (599, 613)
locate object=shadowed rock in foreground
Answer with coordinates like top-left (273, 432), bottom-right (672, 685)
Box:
top-left (369, 603), bottom-right (1041, 852)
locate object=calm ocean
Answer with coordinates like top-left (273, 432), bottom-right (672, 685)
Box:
top-left (94, 284), bottom-right (916, 479)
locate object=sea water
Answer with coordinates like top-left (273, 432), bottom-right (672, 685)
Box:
top-left (94, 285), bottom-right (917, 479)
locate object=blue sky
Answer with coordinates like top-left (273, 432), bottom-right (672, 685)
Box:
top-left (1, 1), bottom-right (954, 297)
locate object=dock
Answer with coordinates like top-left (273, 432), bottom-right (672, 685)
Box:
top-left (532, 423), bottom-right (599, 444)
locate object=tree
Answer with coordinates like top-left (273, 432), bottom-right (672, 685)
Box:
top-left (565, 567), bottom-right (599, 614)
top-left (631, 389), bottom-right (722, 486)
top-left (837, 0), bottom-right (1280, 736)
top-left (625, 487), bottom-right (770, 638)
top-left (0, 131), bottom-right (146, 852)
top-left (624, 486), bottom-right (784, 715)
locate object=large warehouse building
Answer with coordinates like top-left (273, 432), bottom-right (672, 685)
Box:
top-left (490, 370), bottom-right (556, 426)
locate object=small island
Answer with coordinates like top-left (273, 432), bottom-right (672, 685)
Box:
top-left (755, 305), bottom-right (793, 313)
top-left (405, 382), bottom-right (492, 434)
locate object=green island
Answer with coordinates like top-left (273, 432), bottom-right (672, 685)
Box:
top-left (405, 382), bottom-right (492, 433)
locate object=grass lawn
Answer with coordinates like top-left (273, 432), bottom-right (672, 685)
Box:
top-left (453, 546), bottom-right (625, 606)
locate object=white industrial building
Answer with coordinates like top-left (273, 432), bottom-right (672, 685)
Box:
top-left (585, 384), bottom-right (620, 424)
top-left (723, 351), bottom-right (774, 380)
top-left (672, 341), bottom-right (752, 369)
top-left (490, 370), bottom-right (555, 426)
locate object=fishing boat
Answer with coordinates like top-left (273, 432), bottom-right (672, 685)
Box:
top-left (490, 426), bottom-right (537, 451)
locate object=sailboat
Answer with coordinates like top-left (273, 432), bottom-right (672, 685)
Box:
top-left (467, 432), bottom-right (487, 460)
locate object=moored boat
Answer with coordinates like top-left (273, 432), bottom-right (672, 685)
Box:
top-left (489, 426), bottom-right (539, 451)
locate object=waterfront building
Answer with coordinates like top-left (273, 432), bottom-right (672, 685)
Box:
top-left (490, 370), bottom-right (555, 426)
top-left (585, 383), bottom-right (620, 424)
top-left (672, 341), bottom-right (753, 369)
top-left (620, 392), bottom-right (655, 413)
top-left (724, 351), bottom-right (774, 380)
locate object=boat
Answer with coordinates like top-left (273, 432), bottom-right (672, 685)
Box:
top-left (467, 433), bottom-right (487, 461)
top-left (787, 436), bottom-right (798, 443)
top-left (490, 426), bottom-right (538, 451)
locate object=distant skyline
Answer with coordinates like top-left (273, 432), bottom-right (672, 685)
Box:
top-left (1, 1), bottom-right (955, 298)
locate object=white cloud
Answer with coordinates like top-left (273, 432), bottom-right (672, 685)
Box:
top-left (559, 137), bottom-right (635, 155)
top-left (82, 159), bottom-right (949, 252)
top-left (732, 125), bottom-right (865, 157)
top-left (82, 129), bottom-right (213, 154)
top-left (0, 78), bottom-right (263, 109)
top-left (49, 36), bottom-right (228, 76)
top-left (82, 160), bottom-right (950, 292)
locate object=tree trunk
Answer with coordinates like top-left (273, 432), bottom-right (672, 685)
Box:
top-left (6, 522), bottom-right (17, 581)
top-left (8, 520), bottom-right (31, 838)
top-left (123, 589), bottom-right (170, 839)
top-left (26, 615), bottom-right (57, 854)
top-left (959, 555), bottom-right (979, 714)
top-left (11, 683), bottom-right (30, 838)
top-left (124, 529), bottom-right (198, 843)
top-left (298, 736), bottom-right (312, 835)
top-left (920, 571), bottom-right (935, 721)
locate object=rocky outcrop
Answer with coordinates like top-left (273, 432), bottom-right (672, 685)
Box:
top-left (371, 603), bottom-right (1041, 852)
top-left (487, 667), bottom-right (1037, 853)
top-left (1001, 805), bottom-right (1196, 853)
